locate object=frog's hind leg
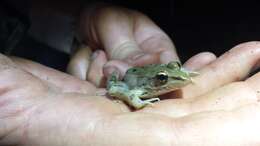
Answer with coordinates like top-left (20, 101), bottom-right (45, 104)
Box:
top-left (108, 86), bottom-right (159, 109)
top-left (130, 96), bottom-right (160, 109)
top-left (143, 98), bottom-right (160, 104)
top-left (127, 90), bottom-right (160, 109)
top-left (107, 73), bottom-right (160, 109)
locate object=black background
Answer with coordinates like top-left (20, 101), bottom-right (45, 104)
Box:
top-left (4, 0), bottom-right (260, 70)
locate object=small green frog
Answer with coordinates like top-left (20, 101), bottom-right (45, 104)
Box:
top-left (107, 61), bottom-right (198, 109)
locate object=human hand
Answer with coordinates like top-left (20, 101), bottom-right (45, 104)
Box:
top-left (1, 42), bottom-right (260, 145)
top-left (68, 4), bottom-right (216, 86)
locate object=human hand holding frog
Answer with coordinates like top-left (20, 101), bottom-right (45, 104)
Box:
top-left (1, 42), bottom-right (260, 145)
top-left (68, 4), bottom-right (216, 86)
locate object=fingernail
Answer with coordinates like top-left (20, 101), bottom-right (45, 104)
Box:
top-left (91, 50), bottom-right (101, 60)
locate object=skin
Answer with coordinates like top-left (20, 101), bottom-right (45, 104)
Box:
top-left (0, 41), bottom-right (259, 146)
top-left (68, 4), bottom-right (217, 86)
top-left (2, 3), bottom-right (258, 145)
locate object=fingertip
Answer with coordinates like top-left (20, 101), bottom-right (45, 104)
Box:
top-left (87, 50), bottom-right (108, 87)
top-left (67, 46), bottom-right (93, 80)
top-left (92, 50), bottom-right (107, 61)
top-left (160, 50), bottom-right (180, 64)
top-left (184, 52), bottom-right (217, 70)
top-left (103, 66), bottom-right (119, 77)
top-left (103, 60), bottom-right (131, 79)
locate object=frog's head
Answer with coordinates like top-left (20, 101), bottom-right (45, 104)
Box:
top-left (152, 61), bottom-right (199, 89)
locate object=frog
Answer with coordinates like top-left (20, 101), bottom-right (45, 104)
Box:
top-left (107, 61), bottom-right (199, 109)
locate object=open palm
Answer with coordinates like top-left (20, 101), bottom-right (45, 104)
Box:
top-left (1, 42), bottom-right (260, 145)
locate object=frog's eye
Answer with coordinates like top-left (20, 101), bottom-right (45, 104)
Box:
top-left (167, 61), bottom-right (181, 69)
top-left (155, 71), bottom-right (168, 84)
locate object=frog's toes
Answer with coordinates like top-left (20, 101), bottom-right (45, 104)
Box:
top-left (144, 98), bottom-right (160, 103)
top-left (142, 98), bottom-right (160, 107)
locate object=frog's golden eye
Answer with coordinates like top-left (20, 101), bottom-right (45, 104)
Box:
top-left (156, 71), bottom-right (168, 84)
top-left (167, 61), bottom-right (181, 69)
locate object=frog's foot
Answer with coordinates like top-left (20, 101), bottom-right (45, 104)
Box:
top-left (131, 97), bottom-right (160, 109)
top-left (142, 98), bottom-right (160, 106)
top-left (144, 97), bottom-right (160, 103)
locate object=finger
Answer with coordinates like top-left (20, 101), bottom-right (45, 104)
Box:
top-left (67, 45), bottom-right (92, 80)
top-left (11, 57), bottom-right (98, 95)
top-left (87, 50), bottom-right (108, 87)
top-left (127, 50), bottom-right (178, 66)
top-left (181, 41), bottom-right (260, 99)
top-left (160, 50), bottom-right (179, 64)
top-left (0, 54), bottom-right (46, 93)
top-left (103, 60), bottom-right (132, 79)
top-left (0, 54), bottom-right (53, 145)
top-left (133, 12), bottom-right (179, 64)
top-left (183, 52), bottom-right (217, 70)
top-left (141, 81), bottom-right (258, 118)
top-left (245, 71), bottom-right (260, 96)
top-left (80, 6), bottom-right (144, 61)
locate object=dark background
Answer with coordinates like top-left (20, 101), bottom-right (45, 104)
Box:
top-left (2, 0), bottom-right (260, 71)
top-left (109, 0), bottom-right (260, 61)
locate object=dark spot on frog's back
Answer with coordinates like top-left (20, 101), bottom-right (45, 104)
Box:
top-left (132, 68), bottom-right (137, 72)
top-left (126, 68), bottom-right (137, 74)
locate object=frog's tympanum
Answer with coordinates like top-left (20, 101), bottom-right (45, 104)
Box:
top-left (107, 61), bottom-right (198, 109)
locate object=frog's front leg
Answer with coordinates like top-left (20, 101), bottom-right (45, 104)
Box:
top-left (108, 84), bottom-right (159, 109)
top-left (107, 72), bottom-right (160, 109)
top-left (142, 97), bottom-right (160, 104)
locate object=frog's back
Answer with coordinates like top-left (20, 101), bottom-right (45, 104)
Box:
top-left (126, 64), bottom-right (165, 76)
top-left (123, 64), bottom-right (167, 89)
